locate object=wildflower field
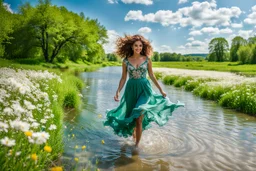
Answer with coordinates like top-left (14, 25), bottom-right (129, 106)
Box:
top-left (154, 68), bottom-right (256, 115)
top-left (0, 65), bottom-right (83, 170)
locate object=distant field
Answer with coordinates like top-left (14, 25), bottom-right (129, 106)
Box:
top-left (152, 61), bottom-right (256, 76)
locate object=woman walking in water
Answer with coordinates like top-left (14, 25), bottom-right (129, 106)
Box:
top-left (104, 34), bottom-right (184, 147)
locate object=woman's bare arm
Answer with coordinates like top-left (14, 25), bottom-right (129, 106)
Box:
top-left (147, 58), bottom-right (166, 97)
top-left (114, 61), bottom-right (127, 101)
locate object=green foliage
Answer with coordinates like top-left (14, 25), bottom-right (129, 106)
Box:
top-left (230, 36), bottom-right (247, 62)
top-left (250, 45), bottom-right (256, 64)
top-left (0, 1), bottom-right (15, 56)
top-left (237, 46), bottom-right (252, 64)
top-left (106, 53), bottom-right (120, 61)
top-left (219, 84), bottom-right (256, 115)
top-left (3, 0), bottom-right (108, 63)
top-left (152, 52), bottom-right (160, 61)
top-left (173, 76), bottom-right (192, 87)
top-left (208, 37), bottom-right (229, 62)
top-left (163, 75), bottom-right (179, 85)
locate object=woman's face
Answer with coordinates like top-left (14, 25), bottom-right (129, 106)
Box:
top-left (132, 41), bottom-right (143, 55)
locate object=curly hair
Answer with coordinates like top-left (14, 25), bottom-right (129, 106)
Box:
top-left (115, 34), bottom-right (153, 59)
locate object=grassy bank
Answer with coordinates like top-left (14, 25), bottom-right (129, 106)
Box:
top-left (0, 59), bottom-right (87, 170)
top-left (152, 61), bottom-right (256, 76)
top-left (154, 68), bottom-right (256, 116)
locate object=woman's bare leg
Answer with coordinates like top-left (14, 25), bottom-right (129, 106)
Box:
top-left (133, 127), bottom-right (136, 142)
top-left (135, 114), bottom-right (144, 147)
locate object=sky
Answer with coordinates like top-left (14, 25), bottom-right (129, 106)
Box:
top-left (3, 0), bottom-right (256, 54)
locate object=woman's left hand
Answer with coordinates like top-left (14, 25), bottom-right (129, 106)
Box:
top-left (160, 90), bottom-right (167, 98)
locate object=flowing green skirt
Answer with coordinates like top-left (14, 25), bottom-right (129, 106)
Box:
top-left (104, 78), bottom-right (184, 137)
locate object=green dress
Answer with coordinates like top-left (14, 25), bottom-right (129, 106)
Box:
top-left (104, 57), bottom-right (184, 137)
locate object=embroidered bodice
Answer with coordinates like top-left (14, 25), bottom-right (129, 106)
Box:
top-left (123, 57), bottom-right (148, 79)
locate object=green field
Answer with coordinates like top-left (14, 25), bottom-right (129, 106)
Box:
top-left (152, 61), bottom-right (256, 76)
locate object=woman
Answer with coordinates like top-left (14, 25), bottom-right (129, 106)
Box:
top-left (104, 34), bottom-right (184, 147)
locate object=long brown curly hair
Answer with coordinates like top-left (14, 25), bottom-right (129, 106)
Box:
top-left (115, 34), bottom-right (153, 59)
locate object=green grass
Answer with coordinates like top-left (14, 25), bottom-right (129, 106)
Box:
top-left (152, 61), bottom-right (256, 76)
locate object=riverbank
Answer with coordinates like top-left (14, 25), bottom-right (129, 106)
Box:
top-left (154, 68), bottom-right (256, 116)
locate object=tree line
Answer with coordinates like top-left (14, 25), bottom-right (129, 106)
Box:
top-left (106, 52), bottom-right (204, 62)
top-left (208, 36), bottom-right (256, 64)
top-left (0, 0), bottom-right (108, 63)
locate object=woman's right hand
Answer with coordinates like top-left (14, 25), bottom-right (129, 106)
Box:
top-left (114, 92), bottom-right (120, 102)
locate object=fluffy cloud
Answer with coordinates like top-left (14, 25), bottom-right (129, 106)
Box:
top-left (155, 45), bottom-right (173, 53)
top-left (122, 0), bottom-right (153, 5)
top-left (189, 27), bottom-right (233, 36)
top-left (178, 0), bottom-right (188, 4)
top-left (231, 22), bottom-right (243, 28)
top-left (237, 30), bottom-right (254, 39)
top-left (103, 30), bottom-right (120, 53)
top-left (138, 27), bottom-right (152, 34)
top-left (244, 5), bottom-right (256, 24)
top-left (187, 37), bottom-right (194, 41)
top-left (125, 0), bottom-right (241, 27)
top-left (3, 3), bottom-right (13, 13)
top-left (108, 0), bottom-right (118, 4)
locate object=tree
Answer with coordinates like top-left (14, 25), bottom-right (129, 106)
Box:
top-left (5, 0), bottom-right (108, 63)
top-left (237, 46), bottom-right (252, 64)
top-left (208, 37), bottom-right (229, 62)
top-left (248, 36), bottom-right (256, 45)
top-left (230, 36), bottom-right (247, 62)
top-left (0, 0), bottom-right (14, 57)
top-left (152, 52), bottom-right (160, 61)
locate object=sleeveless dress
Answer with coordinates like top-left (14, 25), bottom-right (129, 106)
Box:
top-left (104, 57), bottom-right (184, 137)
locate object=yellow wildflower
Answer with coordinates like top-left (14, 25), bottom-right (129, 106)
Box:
top-left (44, 145), bottom-right (52, 153)
top-left (50, 166), bottom-right (63, 171)
top-left (74, 157), bottom-right (79, 162)
top-left (31, 153), bottom-right (38, 161)
top-left (82, 145), bottom-right (86, 150)
top-left (25, 131), bottom-right (32, 137)
top-left (75, 145), bottom-right (78, 149)
top-left (101, 140), bottom-right (105, 144)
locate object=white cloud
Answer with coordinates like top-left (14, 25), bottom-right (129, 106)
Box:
top-left (122, 0), bottom-right (153, 5)
top-left (237, 30), bottom-right (254, 39)
top-left (178, 45), bottom-right (186, 49)
top-left (125, 1), bottom-right (242, 27)
top-left (138, 27), bottom-right (152, 34)
top-left (189, 27), bottom-right (233, 36)
top-left (189, 30), bottom-right (202, 36)
top-left (156, 45), bottom-right (172, 52)
top-left (3, 3), bottom-right (13, 13)
top-left (187, 37), bottom-right (194, 41)
top-left (103, 30), bottom-right (120, 53)
top-left (244, 5), bottom-right (256, 25)
top-left (231, 22), bottom-right (243, 28)
top-left (178, 0), bottom-right (188, 5)
top-left (108, 0), bottom-right (118, 4)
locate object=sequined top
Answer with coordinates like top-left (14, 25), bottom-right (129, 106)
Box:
top-left (123, 57), bottom-right (148, 79)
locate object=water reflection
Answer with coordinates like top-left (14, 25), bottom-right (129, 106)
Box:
top-left (61, 66), bottom-right (256, 171)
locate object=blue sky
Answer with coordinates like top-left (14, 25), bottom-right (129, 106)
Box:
top-left (4, 0), bottom-right (256, 54)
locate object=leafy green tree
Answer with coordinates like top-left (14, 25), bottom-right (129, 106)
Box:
top-left (230, 36), bottom-right (247, 62)
top-left (0, 0), bottom-right (14, 56)
top-left (152, 52), bottom-right (160, 61)
top-left (237, 46), bottom-right (252, 64)
top-left (5, 0), bottom-right (107, 63)
top-left (250, 44), bottom-right (256, 64)
top-left (248, 36), bottom-right (256, 45)
top-left (208, 37), bottom-right (229, 62)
